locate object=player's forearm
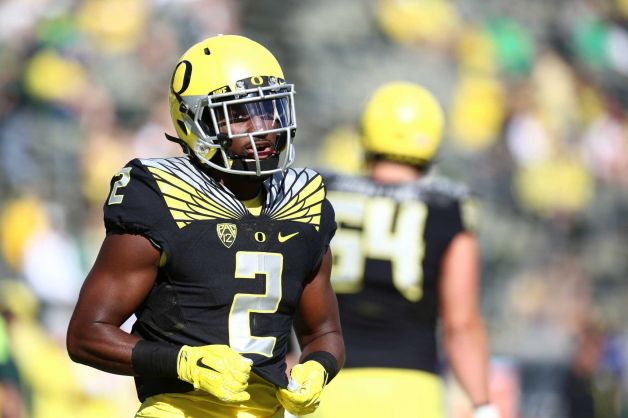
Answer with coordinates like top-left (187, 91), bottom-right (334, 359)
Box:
top-left (299, 329), bottom-right (345, 368)
top-left (66, 321), bottom-right (139, 375)
top-left (444, 317), bottom-right (490, 406)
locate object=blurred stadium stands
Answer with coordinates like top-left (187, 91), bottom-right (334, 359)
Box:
top-left (0, 0), bottom-right (627, 417)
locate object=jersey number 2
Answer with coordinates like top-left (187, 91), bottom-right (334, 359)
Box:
top-left (229, 251), bottom-right (283, 357)
top-left (108, 167), bottom-right (132, 205)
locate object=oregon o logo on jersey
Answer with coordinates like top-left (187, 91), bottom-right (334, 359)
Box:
top-left (217, 223), bottom-right (237, 248)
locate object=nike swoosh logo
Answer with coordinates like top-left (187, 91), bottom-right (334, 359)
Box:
top-left (278, 231), bottom-right (299, 243)
top-left (196, 358), bottom-right (219, 372)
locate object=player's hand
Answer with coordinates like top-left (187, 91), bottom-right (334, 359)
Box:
top-left (176, 345), bottom-right (252, 402)
top-left (277, 360), bottom-right (327, 415)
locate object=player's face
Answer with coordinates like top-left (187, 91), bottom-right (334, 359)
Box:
top-left (217, 100), bottom-right (284, 160)
top-left (229, 130), bottom-right (278, 160)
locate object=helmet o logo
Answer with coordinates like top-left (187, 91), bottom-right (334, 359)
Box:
top-left (254, 232), bottom-right (266, 242)
top-left (171, 60), bottom-right (192, 94)
top-left (251, 76), bottom-right (264, 86)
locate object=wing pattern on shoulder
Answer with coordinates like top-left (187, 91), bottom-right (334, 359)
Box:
top-left (141, 157), bottom-right (247, 228)
top-left (264, 168), bottom-right (325, 229)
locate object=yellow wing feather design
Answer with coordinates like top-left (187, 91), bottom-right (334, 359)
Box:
top-left (140, 159), bottom-right (325, 229)
top-left (141, 158), bottom-right (246, 228)
top-left (265, 168), bottom-right (326, 229)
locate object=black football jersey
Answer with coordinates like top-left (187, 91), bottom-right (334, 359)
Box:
top-left (322, 172), bottom-right (476, 374)
top-left (103, 157), bottom-right (336, 401)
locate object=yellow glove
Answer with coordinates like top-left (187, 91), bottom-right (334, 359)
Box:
top-left (277, 360), bottom-right (327, 415)
top-left (177, 345), bottom-right (252, 402)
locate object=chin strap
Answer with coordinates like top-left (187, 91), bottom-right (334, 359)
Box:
top-left (164, 133), bottom-right (191, 155)
top-left (164, 132), bottom-right (181, 143)
top-left (230, 154), bottom-right (281, 174)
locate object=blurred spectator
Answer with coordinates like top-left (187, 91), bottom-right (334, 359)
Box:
top-left (581, 97), bottom-right (628, 187)
top-left (19, 202), bottom-right (83, 339)
top-left (0, 197), bottom-right (48, 274)
top-left (449, 73), bottom-right (506, 150)
top-left (76, 0), bottom-right (148, 54)
top-left (0, 315), bottom-right (26, 418)
top-left (562, 322), bottom-right (622, 418)
top-left (376, 0), bottom-right (461, 47)
top-left (0, 279), bottom-right (138, 418)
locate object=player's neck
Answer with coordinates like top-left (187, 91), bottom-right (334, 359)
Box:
top-left (219, 174), bottom-right (264, 201)
top-left (192, 156), bottom-right (264, 200)
top-left (369, 160), bottom-right (423, 184)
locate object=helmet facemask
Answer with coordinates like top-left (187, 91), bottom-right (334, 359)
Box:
top-left (181, 84), bottom-right (296, 177)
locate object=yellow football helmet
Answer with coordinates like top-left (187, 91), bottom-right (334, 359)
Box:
top-left (361, 81), bottom-right (445, 167)
top-left (168, 35), bottom-right (296, 176)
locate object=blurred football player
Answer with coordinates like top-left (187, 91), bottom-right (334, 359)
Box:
top-left (66, 35), bottom-right (344, 418)
top-left (315, 82), bottom-right (499, 418)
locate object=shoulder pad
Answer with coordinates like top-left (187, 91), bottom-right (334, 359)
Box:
top-left (323, 171), bottom-right (473, 207)
top-left (417, 176), bottom-right (471, 205)
top-left (103, 158), bottom-right (172, 246)
top-left (139, 157), bottom-right (250, 227)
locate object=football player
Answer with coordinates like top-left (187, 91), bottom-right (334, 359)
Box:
top-left (66, 35), bottom-right (344, 418)
top-left (315, 82), bottom-right (500, 418)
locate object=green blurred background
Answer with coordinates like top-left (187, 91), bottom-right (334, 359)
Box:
top-left (0, 0), bottom-right (627, 417)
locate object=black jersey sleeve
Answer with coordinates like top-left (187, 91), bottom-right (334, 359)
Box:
top-left (421, 177), bottom-right (478, 242)
top-left (103, 159), bottom-right (172, 256)
top-left (319, 198), bottom-right (337, 248)
top-left (459, 195), bottom-right (479, 233)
